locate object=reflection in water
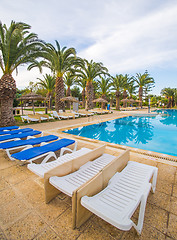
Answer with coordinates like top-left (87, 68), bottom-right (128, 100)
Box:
top-left (159, 110), bottom-right (177, 127)
top-left (112, 117), bottom-right (154, 145)
top-left (64, 111), bottom-right (177, 156)
top-left (66, 116), bottom-right (154, 145)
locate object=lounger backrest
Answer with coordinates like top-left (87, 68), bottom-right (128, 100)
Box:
top-left (45, 145), bottom-right (106, 178)
top-left (72, 145), bottom-right (106, 171)
top-left (44, 145), bottom-right (106, 203)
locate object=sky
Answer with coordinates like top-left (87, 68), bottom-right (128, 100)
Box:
top-left (0, 0), bottom-right (177, 95)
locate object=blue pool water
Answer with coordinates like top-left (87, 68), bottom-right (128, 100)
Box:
top-left (64, 109), bottom-right (177, 157)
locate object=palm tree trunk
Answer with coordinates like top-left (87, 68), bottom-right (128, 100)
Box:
top-left (0, 98), bottom-right (15, 126)
top-left (139, 87), bottom-right (143, 108)
top-left (86, 81), bottom-right (94, 110)
top-left (82, 89), bottom-right (85, 108)
top-left (115, 91), bottom-right (120, 110)
top-left (101, 94), bottom-right (106, 109)
top-left (66, 87), bottom-right (71, 109)
top-left (0, 74), bottom-right (16, 126)
top-left (123, 90), bottom-right (127, 108)
top-left (110, 98), bottom-right (113, 107)
top-left (55, 76), bottom-right (65, 112)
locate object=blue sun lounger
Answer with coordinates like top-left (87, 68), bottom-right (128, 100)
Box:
top-left (0, 130), bottom-right (42, 143)
top-left (0, 126), bottom-right (19, 131)
top-left (0, 135), bottom-right (58, 160)
top-left (11, 138), bottom-right (77, 163)
top-left (0, 128), bottom-right (33, 136)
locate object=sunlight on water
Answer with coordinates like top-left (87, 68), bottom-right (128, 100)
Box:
top-left (64, 109), bottom-right (177, 157)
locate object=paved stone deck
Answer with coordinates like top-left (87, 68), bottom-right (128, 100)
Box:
top-left (0, 110), bottom-right (177, 239)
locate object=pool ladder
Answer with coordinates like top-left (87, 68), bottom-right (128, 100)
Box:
top-left (88, 114), bottom-right (103, 124)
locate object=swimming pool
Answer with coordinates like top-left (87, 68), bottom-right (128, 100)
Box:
top-left (64, 109), bottom-right (177, 157)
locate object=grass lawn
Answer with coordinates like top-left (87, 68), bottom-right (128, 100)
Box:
top-left (14, 115), bottom-right (58, 126)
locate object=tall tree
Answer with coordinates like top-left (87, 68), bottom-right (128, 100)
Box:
top-left (122, 74), bottom-right (133, 107)
top-left (75, 59), bottom-right (108, 110)
top-left (75, 78), bottom-right (87, 108)
top-left (161, 87), bottom-right (175, 108)
top-left (64, 72), bottom-right (75, 108)
top-left (96, 76), bottom-right (111, 109)
top-left (29, 41), bottom-right (81, 112)
top-left (0, 21), bottom-right (43, 126)
top-left (36, 74), bottom-right (55, 109)
top-left (111, 74), bottom-right (124, 110)
top-left (134, 71), bottom-right (154, 108)
top-left (64, 72), bottom-right (75, 97)
top-left (127, 81), bottom-right (137, 99)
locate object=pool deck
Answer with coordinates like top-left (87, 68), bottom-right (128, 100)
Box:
top-left (0, 109), bottom-right (177, 239)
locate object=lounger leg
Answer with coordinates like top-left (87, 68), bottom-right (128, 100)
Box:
top-left (6, 149), bottom-right (14, 160)
top-left (132, 183), bottom-right (151, 235)
top-left (151, 169), bottom-right (158, 193)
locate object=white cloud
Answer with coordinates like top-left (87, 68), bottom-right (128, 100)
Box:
top-left (79, 2), bottom-right (177, 74)
top-left (0, 0), bottom-right (177, 92)
top-left (12, 67), bottom-right (51, 89)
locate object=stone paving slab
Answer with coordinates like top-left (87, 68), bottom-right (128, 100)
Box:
top-left (0, 110), bottom-right (177, 239)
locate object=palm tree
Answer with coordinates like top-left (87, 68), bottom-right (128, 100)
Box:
top-left (75, 78), bottom-right (87, 108)
top-left (36, 74), bottom-right (55, 109)
top-left (0, 21), bottom-right (43, 126)
top-left (134, 71), bottom-right (154, 108)
top-left (96, 76), bottom-right (111, 109)
top-left (64, 72), bottom-right (75, 108)
top-left (29, 41), bottom-right (81, 112)
top-left (127, 81), bottom-right (137, 99)
top-left (111, 74), bottom-right (124, 110)
top-left (161, 88), bottom-right (175, 108)
top-left (75, 59), bottom-right (108, 110)
top-left (122, 74), bottom-right (132, 107)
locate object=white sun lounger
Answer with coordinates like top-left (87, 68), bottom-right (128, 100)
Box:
top-left (0, 135), bottom-right (58, 160)
top-left (0, 126), bottom-right (19, 131)
top-left (11, 138), bottom-right (77, 164)
top-left (81, 161), bottom-right (158, 234)
top-left (28, 147), bottom-right (92, 178)
top-left (51, 111), bottom-right (61, 120)
top-left (49, 153), bottom-right (115, 197)
top-left (21, 115), bottom-right (40, 123)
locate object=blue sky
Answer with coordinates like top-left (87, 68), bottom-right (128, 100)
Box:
top-left (0, 0), bottom-right (177, 95)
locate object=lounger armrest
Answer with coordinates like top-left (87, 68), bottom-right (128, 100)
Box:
top-left (60, 147), bottom-right (73, 156)
top-left (60, 141), bottom-right (77, 156)
top-left (41, 151), bottom-right (57, 164)
top-left (26, 136), bottom-right (36, 140)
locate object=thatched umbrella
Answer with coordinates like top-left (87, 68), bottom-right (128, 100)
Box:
top-left (121, 98), bottom-right (130, 108)
top-left (129, 98), bottom-right (135, 103)
top-left (92, 97), bottom-right (108, 103)
top-left (92, 97), bottom-right (108, 109)
top-left (19, 92), bottom-right (45, 115)
top-left (60, 96), bottom-right (79, 111)
top-left (121, 98), bottom-right (129, 103)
